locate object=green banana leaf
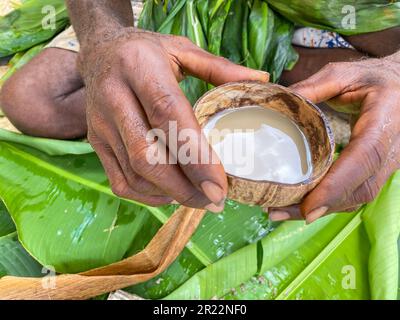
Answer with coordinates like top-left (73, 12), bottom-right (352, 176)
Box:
top-left (140, 0), bottom-right (298, 85)
top-left (265, 0), bottom-right (400, 36)
top-left (220, 0), bottom-right (246, 64)
top-left (247, 0), bottom-right (273, 70)
top-left (0, 232), bottom-right (43, 278)
top-left (196, 0), bottom-right (209, 34)
top-left (155, 0), bottom-right (209, 105)
top-left (165, 172), bottom-right (400, 300)
top-left (0, 128), bottom-right (398, 299)
top-left (0, 129), bottom-right (93, 155)
top-left (362, 174), bottom-right (400, 300)
top-left (207, 0), bottom-right (232, 56)
top-left (0, 202), bottom-right (42, 278)
top-left (0, 200), bottom-right (15, 237)
top-left (262, 11), bottom-right (298, 83)
top-left (0, 136), bottom-right (273, 295)
top-left (0, 0), bottom-right (69, 57)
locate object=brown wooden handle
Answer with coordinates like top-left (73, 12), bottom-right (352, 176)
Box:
top-left (0, 206), bottom-right (206, 300)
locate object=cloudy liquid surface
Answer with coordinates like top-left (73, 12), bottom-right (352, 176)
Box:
top-left (203, 106), bottom-right (313, 184)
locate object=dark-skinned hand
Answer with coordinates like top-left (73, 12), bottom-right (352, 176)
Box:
top-left (269, 52), bottom-right (400, 223)
top-left (78, 28), bottom-right (269, 212)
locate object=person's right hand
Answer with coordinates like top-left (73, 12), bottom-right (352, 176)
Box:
top-left (78, 28), bottom-right (269, 212)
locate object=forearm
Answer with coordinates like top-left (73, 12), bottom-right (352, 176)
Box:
top-left (65, 0), bottom-right (133, 51)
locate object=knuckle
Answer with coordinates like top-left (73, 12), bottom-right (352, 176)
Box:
top-left (87, 112), bottom-right (106, 133)
top-left (357, 180), bottom-right (380, 203)
top-left (148, 93), bottom-right (176, 129)
top-left (175, 35), bottom-right (193, 47)
top-left (364, 133), bottom-right (386, 169)
top-left (127, 145), bottom-right (167, 180)
top-left (87, 129), bottom-right (104, 148)
top-left (323, 62), bottom-right (349, 81)
top-left (178, 190), bottom-right (206, 208)
top-left (131, 177), bottom-right (153, 194)
top-left (324, 62), bottom-right (342, 73)
top-left (111, 180), bottom-right (131, 198)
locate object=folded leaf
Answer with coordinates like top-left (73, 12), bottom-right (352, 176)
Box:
top-left (0, 0), bottom-right (69, 57)
top-left (0, 200), bottom-right (15, 237)
top-left (265, 0), bottom-right (400, 36)
top-left (0, 232), bottom-right (43, 278)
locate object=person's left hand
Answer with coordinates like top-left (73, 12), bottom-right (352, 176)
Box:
top-left (268, 54), bottom-right (400, 224)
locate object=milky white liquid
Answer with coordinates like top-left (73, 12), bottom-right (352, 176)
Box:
top-left (203, 106), bottom-right (313, 184)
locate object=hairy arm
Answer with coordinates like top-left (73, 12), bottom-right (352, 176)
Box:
top-left (66, 0), bottom-right (133, 50)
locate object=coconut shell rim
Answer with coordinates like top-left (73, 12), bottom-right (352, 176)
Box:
top-left (194, 80), bottom-right (336, 188)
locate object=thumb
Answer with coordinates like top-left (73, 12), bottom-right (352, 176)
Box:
top-left (176, 43), bottom-right (269, 85)
top-left (290, 62), bottom-right (353, 104)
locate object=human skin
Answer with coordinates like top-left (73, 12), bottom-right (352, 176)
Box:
top-left (1, 1), bottom-right (399, 218)
top-left (63, 0), bottom-right (271, 212)
top-left (269, 50), bottom-right (400, 223)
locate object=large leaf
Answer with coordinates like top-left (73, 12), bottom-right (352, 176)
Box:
top-left (207, 0), bottom-right (232, 56)
top-left (0, 200), bottom-right (15, 237)
top-left (0, 140), bottom-right (168, 274)
top-left (247, 0), bottom-right (273, 70)
top-left (0, 0), bottom-right (69, 57)
top-left (165, 172), bottom-right (400, 300)
top-left (362, 173), bottom-right (400, 300)
top-left (262, 11), bottom-right (298, 83)
top-left (0, 129), bottom-right (93, 155)
top-left (0, 232), bottom-right (43, 278)
top-left (0, 203), bottom-right (42, 279)
top-left (220, 0), bottom-right (246, 64)
top-left (0, 137), bottom-right (273, 296)
top-left (265, 0), bottom-right (400, 36)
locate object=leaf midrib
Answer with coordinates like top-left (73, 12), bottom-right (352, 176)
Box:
top-left (2, 142), bottom-right (213, 266)
top-left (275, 212), bottom-right (364, 300)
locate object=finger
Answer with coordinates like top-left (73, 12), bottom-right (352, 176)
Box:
top-left (110, 136), bottom-right (168, 196)
top-left (99, 125), bottom-right (168, 196)
top-left (289, 62), bottom-right (361, 103)
top-left (88, 94), bottom-right (167, 197)
top-left (126, 49), bottom-right (227, 209)
top-left (302, 95), bottom-right (400, 223)
top-left (267, 204), bottom-right (304, 221)
top-left (172, 38), bottom-right (269, 85)
top-left (101, 77), bottom-right (218, 210)
top-left (88, 132), bottom-right (172, 206)
top-left (334, 135), bottom-right (400, 212)
top-left (301, 105), bottom-right (397, 222)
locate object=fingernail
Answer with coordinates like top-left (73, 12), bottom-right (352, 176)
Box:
top-left (258, 71), bottom-right (270, 81)
top-left (200, 181), bottom-right (225, 206)
top-left (306, 206), bottom-right (329, 224)
top-left (269, 210), bottom-right (291, 221)
top-left (205, 202), bottom-right (225, 213)
top-left (170, 200), bottom-right (179, 205)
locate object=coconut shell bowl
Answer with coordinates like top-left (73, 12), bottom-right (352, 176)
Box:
top-left (194, 81), bottom-right (335, 208)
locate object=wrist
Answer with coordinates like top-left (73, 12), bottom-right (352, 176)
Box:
top-left (79, 25), bottom-right (130, 57)
top-left (77, 27), bottom-right (141, 81)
